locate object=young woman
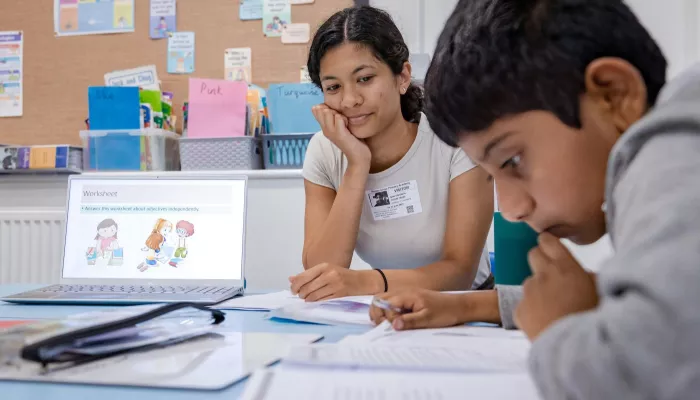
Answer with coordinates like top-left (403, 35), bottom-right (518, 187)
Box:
top-left (290, 6), bottom-right (494, 302)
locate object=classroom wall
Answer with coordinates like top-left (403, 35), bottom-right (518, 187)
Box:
top-left (0, 0), bottom-right (353, 146)
top-left (377, 0), bottom-right (700, 80)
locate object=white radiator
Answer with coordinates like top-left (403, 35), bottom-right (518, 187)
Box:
top-left (0, 210), bottom-right (65, 284)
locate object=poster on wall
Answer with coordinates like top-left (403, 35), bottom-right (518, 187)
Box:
top-left (262, 0), bottom-right (291, 37)
top-left (167, 32), bottom-right (195, 74)
top-left (150, 0), bottom-right (176, 39)
top-left (0, 31), bottom-right (23, 118)
top-left (225, 48), bottom-right (252, 83)
top-left (54, 0), bottom-right (135, 37)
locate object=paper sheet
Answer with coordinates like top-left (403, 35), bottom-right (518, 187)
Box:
top-left (55, 0), bottom-right (135, 37)
top-left (299, 66), bottom-right (311, 83)
top-left (224, 48), bottom-right (252, 83)
top-left (242, 367), bottom-right (541, 400)
top-left (284, 335), bottom-right (530, 373)
top-left (186, 78), bottom-right (248, 138)
top-left (356, 321), bottom-right (527, 345)
top-left (214, 290), bottom-right (303, 310)
top-left (269, 296), bottom-right (374, 326)
top-left (281, 23), bottom-right (310, 44)
top-left (267, 83), bottom-right (323, 133)
top-left (263, 0), bottom-right (291, 37)
top-left (150, 0), bottom-right (176, 39)
top-left (104, 65), bottom-right (160, 91)
top-left (240, 0), bottom-right (263, 20)
top-left (0, 31), bottom-right (23, 117)
top-left (167, 32), bottom-right (195, 74)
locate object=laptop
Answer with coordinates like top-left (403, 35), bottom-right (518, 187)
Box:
top-left (2, 174), bottom-right (248, 305)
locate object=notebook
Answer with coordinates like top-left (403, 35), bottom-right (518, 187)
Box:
top-left (1, 174), bottom-right (248, 305)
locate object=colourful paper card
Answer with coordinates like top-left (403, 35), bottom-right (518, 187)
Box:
top-left (187, 78), bottom-right (248, 138)
top-left (150, 0), bottom-right (176, 39)
top-left (263, 0), bottom-right (290, 37)
top-left (268, 83), bottom-right (323, 134)
top-left (240, 0), bottom-right (263, 20)
top-left (167, 32), bottom-right (195, 74)
top-left (88, 86), bottom-right (141, 130)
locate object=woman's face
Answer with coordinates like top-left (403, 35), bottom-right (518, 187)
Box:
top-left (319, 43), bottom-right (409, 139)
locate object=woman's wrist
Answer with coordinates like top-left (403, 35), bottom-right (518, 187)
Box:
top-left (454, 290), bottom-right (501, 324)
top-left (358, 269), bottom-right (386, 295)
top-left (343, 163), bottom-right (370, 190)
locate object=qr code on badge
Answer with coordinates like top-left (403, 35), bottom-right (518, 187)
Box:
top-left (406, 205), bottom-right (415, 214)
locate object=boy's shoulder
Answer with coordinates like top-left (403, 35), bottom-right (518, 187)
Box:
top-left (606, 64), bottom-right (700, 239)
top-left (609, 64), bottom-right (700, 185)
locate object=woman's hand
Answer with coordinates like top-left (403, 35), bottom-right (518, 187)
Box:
top-left (289, 263), bottom-right (383, 302)
top-left (312, 104), bottom-right (371, 165)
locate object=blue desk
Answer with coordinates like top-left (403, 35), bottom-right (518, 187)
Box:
top-left (0, 285), bottom-right (371, 399)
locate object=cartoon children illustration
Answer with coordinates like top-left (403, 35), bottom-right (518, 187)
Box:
top-left (138, 218), bottom-right (172, 271)
top-left (117, 16), bottom-right (127, 29)
top-left (155, 17), bottom-right (168, 37)
top-left (169, 220), bottom-right (194, 268)
top-left (87, 218), bottom-right (121, 265)
top-left (94, 218), bottom-right (119, 256)
top-left (266, 16), bottom-right (286, 34)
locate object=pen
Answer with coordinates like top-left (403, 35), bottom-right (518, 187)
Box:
top-left (371, 297), bottom-right (411, 314)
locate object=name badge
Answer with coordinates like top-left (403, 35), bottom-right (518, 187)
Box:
top-left (365, 180), bottom-right (423, 221)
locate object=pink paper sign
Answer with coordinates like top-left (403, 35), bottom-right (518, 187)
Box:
top-left (187, 78), bottom-right (248, 138)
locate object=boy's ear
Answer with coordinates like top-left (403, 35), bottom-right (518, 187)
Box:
top-left (584, 58), bottom-right (647, 132)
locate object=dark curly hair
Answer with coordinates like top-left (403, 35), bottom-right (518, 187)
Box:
top-left (307, 5), bottom-right (423, 123)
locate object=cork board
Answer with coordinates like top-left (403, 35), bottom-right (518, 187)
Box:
top-left (0, 0), bottom-right (352, 146)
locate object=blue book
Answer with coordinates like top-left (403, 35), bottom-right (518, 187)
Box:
top-left (268, 83), bottom-right (323, 134)
top-left (87, 87), bottom-right (142, 170)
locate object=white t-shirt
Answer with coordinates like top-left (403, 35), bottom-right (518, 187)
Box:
top-left (302, 114), bottom-right (491, 289)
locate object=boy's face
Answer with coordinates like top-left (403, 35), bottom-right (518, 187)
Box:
top-left (457, 58), bottom-right (650, 245)
top-left (458, 96), bottom-right (621, 245)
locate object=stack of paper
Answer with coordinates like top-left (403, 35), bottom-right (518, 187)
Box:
top-left (268, 296), bottom-right (375, 326)
top-left (242, 367), bottom-right (541, 400)
top-left (284, 322), bottom-right (531, 373)
top-left (214, 290), bottom-right (304, 311)
top-left (241, 320), bottom-right (541, 399)
top-left (215, 291), bottom-right (375, 326)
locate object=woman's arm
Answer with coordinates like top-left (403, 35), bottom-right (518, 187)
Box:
top-left (302, 162), bottom-right (369, 270)
top-left (383, 167), bottom-right (494, 291)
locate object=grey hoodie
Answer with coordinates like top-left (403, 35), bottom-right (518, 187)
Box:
top-left (500, 64), bottom-right (700, 399)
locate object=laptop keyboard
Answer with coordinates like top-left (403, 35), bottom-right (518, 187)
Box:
top-left (39, 285), bottom-right (233, 295)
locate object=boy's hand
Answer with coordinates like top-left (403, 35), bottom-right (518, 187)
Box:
top-left (515, 233), bottom-right (599, 340)
top-left (369, 290), bottom-right (466, 330)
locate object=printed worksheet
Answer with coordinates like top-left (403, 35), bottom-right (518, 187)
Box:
top-left (0, 31), bottom-right (23, 117)
top-left (55, 0), bottom-right (135, 36)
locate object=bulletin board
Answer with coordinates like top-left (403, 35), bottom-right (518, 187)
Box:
top-left (0, 0), bottom-right (353, 146)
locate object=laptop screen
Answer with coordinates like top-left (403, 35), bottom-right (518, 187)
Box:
top-left (62, 177), bottom-right (246, 281)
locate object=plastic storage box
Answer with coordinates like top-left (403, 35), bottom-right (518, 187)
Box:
top-left (180, 136), bottom-right (263, 170)
top-left (80, 129), bottom-right (180, 171)
top-left (262, 133), bottom-right (314, 169)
